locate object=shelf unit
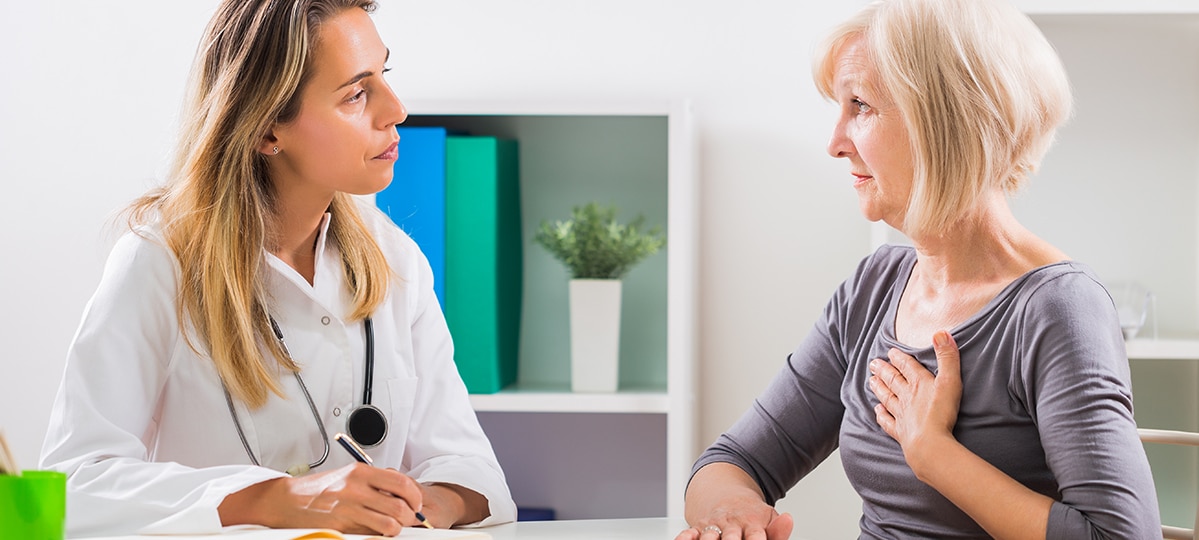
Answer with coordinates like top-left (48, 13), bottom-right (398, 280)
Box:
top-left (401, 100), bottom-right (697, 519)
top-left (1127, 339), bottom-right (1199, 362)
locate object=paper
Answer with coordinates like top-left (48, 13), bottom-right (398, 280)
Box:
top-left (84, 525), bottom-right (492, 540)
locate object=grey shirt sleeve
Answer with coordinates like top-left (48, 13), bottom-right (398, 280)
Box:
top-left (1018, 272), bottom-right (1160, 539)
top-left (690, 263), bottom-right (856, 504)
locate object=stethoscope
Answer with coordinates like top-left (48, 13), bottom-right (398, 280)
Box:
top-left (221, 316), bottom-right (388, 476)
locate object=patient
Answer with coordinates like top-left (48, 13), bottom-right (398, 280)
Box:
top-left (677, 0), bottom-right (1160, 538)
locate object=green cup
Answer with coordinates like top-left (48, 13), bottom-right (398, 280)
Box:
top-left (0, 470), bottom-right (67, 540)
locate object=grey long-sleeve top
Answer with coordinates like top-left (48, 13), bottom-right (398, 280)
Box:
top-left (694, 245), bottom-right (1160, 539)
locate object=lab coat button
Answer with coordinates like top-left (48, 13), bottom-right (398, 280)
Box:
top-left (333, 407), bottom-right (342, 417)
top-left (321, 316), bottom-right (331, 325)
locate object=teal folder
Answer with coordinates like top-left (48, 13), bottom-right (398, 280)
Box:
top-left (377, 127), bottom-right (447, 308)
top-left (445, 136), bottom-right (521, 394)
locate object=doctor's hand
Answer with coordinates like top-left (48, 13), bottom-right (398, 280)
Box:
top-left (219, 462), bottom-right (426, 535)
top-left (676, 463), bottom-right (794, 540)
top-left (412, 481), bottom-right (491, 528)
top-left (868, 330), bottom-right (963, 476)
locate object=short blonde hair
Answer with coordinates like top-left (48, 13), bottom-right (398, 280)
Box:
top-left (813, 0), bottom-right (1072, 237)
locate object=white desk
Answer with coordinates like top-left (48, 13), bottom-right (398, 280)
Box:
top-left (74, 518), bottom-right (694, 540)
top-left (481, 517), bottom-right (688, 539)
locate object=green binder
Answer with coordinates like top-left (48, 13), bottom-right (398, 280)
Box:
top-left (445, 136), bottom-right (521, 393)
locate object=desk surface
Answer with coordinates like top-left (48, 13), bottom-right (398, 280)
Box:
top-left (75, 518), bottom-right (694, 540)
top-left (481, 517), bottom-right (689, 539)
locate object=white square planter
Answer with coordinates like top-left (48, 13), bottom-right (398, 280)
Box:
top-left (569, 279), bottom-right (622, 393)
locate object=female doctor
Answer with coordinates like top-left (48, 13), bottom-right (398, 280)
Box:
top-left (39, 0), bottom-right (516, 536)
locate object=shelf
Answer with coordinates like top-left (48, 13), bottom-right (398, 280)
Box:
top-left (469, 383), bottom-right (669, 413)
top-left (396, 100), bottom-right (698, 518)
top-left (400, 111), bottom-right (673, 392)
top-left (1015, 1), bottom-right (1199, 14)
top-left (1126, 338), bottom-right (1199, 361)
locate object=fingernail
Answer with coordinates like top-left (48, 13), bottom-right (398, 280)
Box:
top-left (933, 331), bottom-right (949, 348)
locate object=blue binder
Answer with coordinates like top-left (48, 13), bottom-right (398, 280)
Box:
top-left (376, 126), bottom-right (448, 308)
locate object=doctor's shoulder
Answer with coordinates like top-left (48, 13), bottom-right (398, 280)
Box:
top-left (98, 224), bottom-right (184, 291)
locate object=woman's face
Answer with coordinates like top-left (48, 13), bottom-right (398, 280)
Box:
top-left (268, 7), bottom-right (406, 200)
top-left (826, 37), bottom-right (915, 229)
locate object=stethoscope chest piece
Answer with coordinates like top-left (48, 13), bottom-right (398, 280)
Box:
top-left (347, 403), bottom-right (388, 447)
top-left (349, 317), bottom-right (387, 448)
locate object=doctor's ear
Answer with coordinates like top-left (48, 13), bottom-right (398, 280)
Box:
top-left (257, 131), bottom-right (280, 156)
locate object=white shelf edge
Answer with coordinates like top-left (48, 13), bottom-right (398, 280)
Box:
top-left (403, 98), bottom-right (676, 117)
top-left (1015, 1), bottom-right (1199, 14)
top-left (469, 390), bottom-right (670, 414)
top-left (1126, 338), bottom-right (1199, 360)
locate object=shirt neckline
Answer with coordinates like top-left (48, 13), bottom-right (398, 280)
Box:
top-left (881, 247), bottom-right (1075, 352)
top-left (264, 212), bottom-right (333, 293)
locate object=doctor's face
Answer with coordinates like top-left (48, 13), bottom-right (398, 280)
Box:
top-left (826, 37), bottom-right (915, 230)
top-left (268, 7), bottom-right (407, 199)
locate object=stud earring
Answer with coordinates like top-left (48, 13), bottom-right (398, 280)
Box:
top-left (272, 146), bottom-right (279, 155)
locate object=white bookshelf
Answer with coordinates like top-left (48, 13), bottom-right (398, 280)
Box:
top-left (402, 99), bottom-right (697, 520)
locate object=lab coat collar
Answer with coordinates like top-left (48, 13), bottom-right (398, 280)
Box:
top-left (263, 213), bottom-right (347, 317)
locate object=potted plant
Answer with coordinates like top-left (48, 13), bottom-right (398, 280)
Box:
top-left (534, 202), bottom-right (665, 392)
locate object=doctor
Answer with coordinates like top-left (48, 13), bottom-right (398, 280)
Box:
top-left (39, 0), bottom-right (516, 536)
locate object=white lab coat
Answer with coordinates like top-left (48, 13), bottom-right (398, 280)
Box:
top-left (40, 203), bottom-right (516, 537)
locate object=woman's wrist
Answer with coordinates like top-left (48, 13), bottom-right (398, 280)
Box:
top-left (906, 432), bottom-right (963, 484)
top-left (422, 482), bottom-right (489, 527)
top-left (218, 477), bottom-right (291, 527)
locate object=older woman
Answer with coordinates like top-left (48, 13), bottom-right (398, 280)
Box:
top-left (677, 0), bottom-right (1160, 539)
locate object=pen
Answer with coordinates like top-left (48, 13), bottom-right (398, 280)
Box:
top-left (334, 432), bottom-right (434, 529)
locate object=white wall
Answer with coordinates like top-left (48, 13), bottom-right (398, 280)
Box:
top-left (6, 2), bottom-right (1195, 538)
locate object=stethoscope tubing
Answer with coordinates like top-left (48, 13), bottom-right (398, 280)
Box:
top-left (220, 316), bottom-right (382, 475)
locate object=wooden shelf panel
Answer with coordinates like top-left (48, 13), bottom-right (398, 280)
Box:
top-left (1126, 338), bottom-right (1199, 361)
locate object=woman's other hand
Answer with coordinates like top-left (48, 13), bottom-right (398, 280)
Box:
top-left (674, 511), bottom-right (793, 540)
top-left (218, 462), bottom-right (425, 535)
top-left (868, 330), bottom-right (963, 474)
top-left (677, 462), bottom-right (794, 540)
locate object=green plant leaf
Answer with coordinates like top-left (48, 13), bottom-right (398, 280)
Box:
top-left (533, 202), bottom-right (665, 279)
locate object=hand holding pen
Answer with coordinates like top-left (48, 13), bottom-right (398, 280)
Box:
top-left (335, 432), bottom-right (435, 529)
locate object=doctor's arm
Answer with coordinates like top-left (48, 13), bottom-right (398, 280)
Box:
top-left (396, 245), bottom-right (516, 527)
top-left (217, 461), bottom-right (429, 534)
top-left (41, 233), bottom-right (436, 536)
top-left (39, 233), bottom-right (288, 536)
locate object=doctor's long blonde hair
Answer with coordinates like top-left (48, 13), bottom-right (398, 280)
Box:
top-left (127, 0), bottom-right (388, 408)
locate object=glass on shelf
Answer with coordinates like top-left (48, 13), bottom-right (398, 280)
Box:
top-left (1109, 282), bottom-right (1157, 341)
